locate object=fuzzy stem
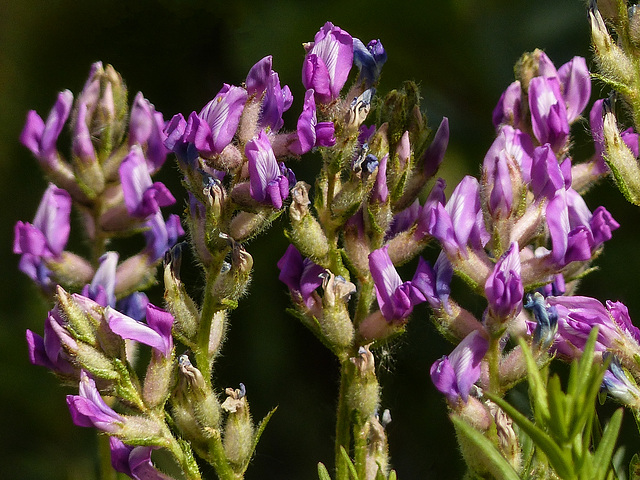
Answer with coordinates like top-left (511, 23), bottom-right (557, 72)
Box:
top-left (487, 335), bottom-right (502, 396)
top-left (335, 361), bottom-right (353, 480)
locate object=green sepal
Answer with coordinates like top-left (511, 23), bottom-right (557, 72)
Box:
top-left (450, 415), bottom-right (520, 480)
top-left (113, 358), bottom-right (145, 411)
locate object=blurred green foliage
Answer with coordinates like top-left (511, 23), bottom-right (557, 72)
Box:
top-left (2, 1), bottom-right (637, 479)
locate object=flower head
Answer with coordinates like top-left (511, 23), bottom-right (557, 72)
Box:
top-left (107, 303), bottom-right (174, 358)
top-left (430, 330), bottom-right (488, 403)
top-left (67, 370), bottom-right (124, 434)
top-left (485, 242), bottom-right (523, 320)
top-left (302, 22), bottom-right (354, 104)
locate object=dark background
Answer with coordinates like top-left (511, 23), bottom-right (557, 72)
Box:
top-left (2, 1), bottom-right (638, 478)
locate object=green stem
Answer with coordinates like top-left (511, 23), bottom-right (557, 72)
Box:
top-left (335, 361), bottom-right (353, 480)
top-left (352, 414), bottom-right (368, 480)
top-left (487, 335), bottom-right (502, 396)
top-left (353, 276), bottom-right (374, 329)
top-left (206, 431), bottom-right (241, 480)
top-left (196, 268), bottom-right (218, 386)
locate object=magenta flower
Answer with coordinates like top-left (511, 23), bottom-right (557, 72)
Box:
top-left (20, 90), bottom-right (73, 167)
top-left (369, 245), bottom-right (427, 323)
top-left (277, 244), bottom-right (325, 311)
top-left (183, 84), bottom-right (247, 157)
top-left (289, 89), bottom-right (336, 155)
top-left (556, 56), bottom-right (591, 123)
top-left (107, 303), bottom-right (174, 358)
top-left (119, 145), bottom-right (176, 219)
top-left (143, 212), bottom-right (184, 262)
top-left (425, 176), bottom-right (490, 259)
top-left (302, 22), bottom-right (354, 104)
top-left (528, 75), bottom-right (569, 151)
top-left (422, 117), bottom-right (450, 178)
top-left (128, 92), bottom-right (169, 173)
top-left (67, 370), bottom-right (124, 434)
top-left (492, 81), bottom-right (522, 128)
top-left (26, 306), bottom-right (77, 375)
top-left (247, 130), bottom-right (295, 209)
top-left (82, 252), bottom-right (118, 307)
top-left (72, 101), bottom-right (97, 163)
top-left (411, 252), bottom-right (453, 312)
top-left (485, 242), bottom-right (523, 320)
top-left (14, 183), bottom-right (71, 259)
top-left (246, 56), bottom-right (293, 131)
top-left (530, 144), bottom-right (567, 200)
top-left (430, 330), bottom-right (488, 403)
top-left (549, 296), bottom-right (640, 358)
top-left (109, 437), bottom-right (172, 480)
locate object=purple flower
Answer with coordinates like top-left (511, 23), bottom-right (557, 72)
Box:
top-left (368, 245), bottom-right (426, 323)
top-left (67, 370), bottom-right (124, 434)
top-left (549, 296), bottom-right (640, 357)
top-left (107, 303), bottom-right (174, 358)
top-left (528, 76), bottom-right (569, 151)
top-left (557, 56), bottom-right (591, 123)
top-left (109, 437), bottom-right (172, 480)
top-left (430, 330), bottom-right (489, 403)
top-left (26, 306), bottom-right (77, 375)
top-left (602, 354), bottom-right (640, 407)
top-left (14, 184), bottom-right (71, 259)
top-left (302, 22), bottom-right (354, 104)
top-left (289, 89), bottom-right (336, 155)
top-left (485, 242), bottom-right (523, 319)
top-left (492, 81), bottom-right (522, 128)
top-left (20, 90), bottom-right (73, 167)
top-left (128, 92), bottom-right (169, 173)
top-left (484, 125), bottom-right (535, 184)
top-left (184, 84), bottom-right (247, 157)
top-left (247, 130), bottom-right (295, 209)
top-left (82, 252), bottom-right (118, 307)
top-left (72, 101), bottom-right (97, 163)
top-left (119, 145), bottom-right (176, 219)
top-left (546, 188), bottom-right (619, 266)
top-left (530, 144), bottom-right (567, 200)
top-left (426, 176), bottom-right (490, 259)
top-left (277, 244), bottom-right (325, 311)
top-left (246, 56), bottom-right (293, 131)
top-left (422, 117), bottom-right (450, 178)
top-left (411, 252), bottom-right (453, 312)
top-left (371, 153), bottom-right (389, 203)
top-left (143, 212), bottom-right (184, 262)
top-left (353, 37), bottom-right (387, 86)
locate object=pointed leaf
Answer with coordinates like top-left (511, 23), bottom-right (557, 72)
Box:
top-left (546, 374), bottom-right (569, 443)
top-left (450, 415), bottom-right (520, 480)
top-left (517, 337), bottom-right (549, 424)
top-left (486, 392), bottom-right (574, 479)
top-left (340, 446), bottom-right (360, 480)
top-left (318, 462), bottom-right (333, 480)
top-left (242, 407), bottom-right (278, 473)
top-left (592, 408), bottom-right (623, 480)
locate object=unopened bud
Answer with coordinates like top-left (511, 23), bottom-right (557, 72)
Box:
top-left (319, 272), bottom-right (356, 351)
top-left (347, 345), bottom-right (380, 420)
top-left (289, 182), bottom-right (330, 262)
top-left (46, 252), bottom-right (95, 290)
top-left (222, 384), bottom-right (254, 470)
top-left (603, 107), bottom-right (640, 205)
top-left (164, 244), bottom-right (199, 344)
top-left (589, 7), bottom-right (634, 85)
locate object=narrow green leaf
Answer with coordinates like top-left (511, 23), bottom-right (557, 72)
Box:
top-left (241, 407), bottom-right (278, 473)
top-left (546, 374), bottom-right (569, 442)
top-left (486, 393), bottom-right (574, 479)
top-left (516, 338), bottom-right (549, 424)
top-left (450, 415), bottom-right (520, 480)
top-left (340, 446), bottom-right (360, 480)
top-left (592, 409), bottom-right (624, 480)
top-left (318, 462), bottom-right (333, 480)
top-left (629, 453), bottom-right (640, 480)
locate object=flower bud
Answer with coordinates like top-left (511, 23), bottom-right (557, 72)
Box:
top-left (589, 7), bottom-right (634, 86)
top-left (163, 244), bottom-right (199, 345)
top-left (347, 346), bottom-right (380, 420)
top-left (222, 384), bottom-right (254, 470)
top-left (319, 272), bottom-right (356, 351)
top-left (289, 181), bottom-right (329, 263)
top-left (210, 235), bottom-right (253, 305)
top-left (602, 107), bottom-right (640, 205)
